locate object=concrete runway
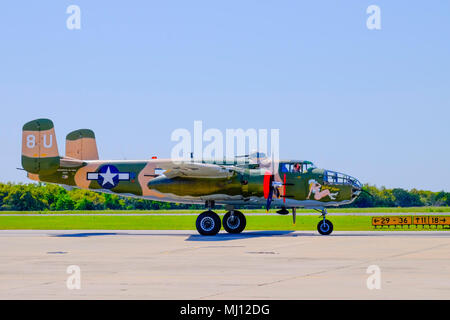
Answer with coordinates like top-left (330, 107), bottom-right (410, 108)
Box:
top-left (1, 230), bottom-right (450, 299)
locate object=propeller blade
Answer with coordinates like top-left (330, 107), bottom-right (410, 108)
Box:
top-left (266, 191), bottom-right (273, 211)
top-left (271, 152), bottom-right (274, 174)
top-left (263, 171), bottom-right (274, 212)
top-left (292, 207), bottom-right (296, 224)
top-left (274, 187), bottom-right (280, 198)
top-left (283, 173), bottom-right (286, 203)
top-left (263, 171), bottom-right (272, 199)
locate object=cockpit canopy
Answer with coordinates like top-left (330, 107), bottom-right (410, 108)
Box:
top-left (280, 161), bottom-right (316, 174)
top-left (324, 170), bottom-right (362, 189)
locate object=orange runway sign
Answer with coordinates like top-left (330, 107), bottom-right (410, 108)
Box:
top-left (372, 216), bottom-right (450, 229)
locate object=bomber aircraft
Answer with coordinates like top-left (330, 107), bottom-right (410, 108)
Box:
top-left (21, 119), bottom-right (362, 236)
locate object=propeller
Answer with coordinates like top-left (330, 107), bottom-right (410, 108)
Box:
top-left (264, 154), bottom-right (276, 211)
top-left (263, 154), bottom-right (280, 211)
top-left (261, 156), bottom-right (296, 223)
top-left (263, 156), bottom-right (290, 212)
top-left (263, 171), bottom-right (274, 211)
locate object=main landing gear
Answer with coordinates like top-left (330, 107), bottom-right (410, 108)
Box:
top-left (195, 201), bottom-right (247, 236)
top-left (195, 210), bottom-right (247, 236)
top-left (316, 208), bottom-right (333, 235)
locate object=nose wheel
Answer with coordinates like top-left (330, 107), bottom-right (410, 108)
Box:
top-left (316, 208), bottom-right (334, 235)
top-left (317, 219), bottom-right (333, 235)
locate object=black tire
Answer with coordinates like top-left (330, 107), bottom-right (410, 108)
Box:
top-left (223, 211), bottom-right (246, 234)
top-left (317, 219), bottom-right (333, 235)
top-left (196, 211), bottom-right (221, 236)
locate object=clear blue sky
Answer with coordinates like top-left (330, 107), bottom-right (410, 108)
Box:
top-left (0, 1), bottom-right (449, 191)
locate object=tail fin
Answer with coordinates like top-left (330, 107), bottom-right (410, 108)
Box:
top-left (65, 129), bottom-right (99, 160)
top-left (21, 119), bottom-right (60, 175)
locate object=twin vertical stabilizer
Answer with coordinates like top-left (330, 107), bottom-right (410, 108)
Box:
top-left (65, 129), bottom-right (99, 161)
top-left (21, 119), bottom-right (99, 175)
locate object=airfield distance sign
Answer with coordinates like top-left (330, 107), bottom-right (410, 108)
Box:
top-left (372, 216), bottom-right (450, 229)
top-left (372, 216), bottom-right (412, 226)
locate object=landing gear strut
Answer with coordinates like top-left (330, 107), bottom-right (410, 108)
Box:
top-left (316, 208), bottom-right (333, 235)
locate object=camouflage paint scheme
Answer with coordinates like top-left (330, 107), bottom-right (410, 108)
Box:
top-left (21, 119), bottom-right (362, 209)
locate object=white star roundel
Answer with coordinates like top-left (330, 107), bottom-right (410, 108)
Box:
top-left (87, 165), bottom-right (130, 189)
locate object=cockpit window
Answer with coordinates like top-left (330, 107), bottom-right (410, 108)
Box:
top-left (324, 170), bottom-right (362, 188)
top-left (292, 163), bottom-right (302, 172)
top-left (280, 163), bottom-right (303, 173)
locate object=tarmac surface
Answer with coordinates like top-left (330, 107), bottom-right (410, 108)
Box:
top-left (1, 230), bottom-right (450, 299)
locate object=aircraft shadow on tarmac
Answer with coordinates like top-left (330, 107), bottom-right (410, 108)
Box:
top-left (52, 230), bottom-right (299, 239)
top-left (52, 230), bottom-right (305, 239)
top-left (54, 232), bottom-right (122, 238)
top-left (186, 230), bottom-right (299, 241)
top-left (51, 230), bottom-right (450, 239)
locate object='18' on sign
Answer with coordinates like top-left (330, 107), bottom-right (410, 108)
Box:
top-left (418, 216), bottom-right (450, 225)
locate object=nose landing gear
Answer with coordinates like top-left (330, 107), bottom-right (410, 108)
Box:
top-left (316, 208), bottom-right (333, 235)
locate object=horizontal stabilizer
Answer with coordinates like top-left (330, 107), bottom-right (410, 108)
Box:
top-left (60, 157), bottom-right (85, 168)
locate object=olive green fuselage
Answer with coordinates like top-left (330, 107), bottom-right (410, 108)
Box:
top-left (30, 159), bottom-right (360, 209)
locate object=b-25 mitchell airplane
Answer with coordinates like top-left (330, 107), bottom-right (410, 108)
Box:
top-left (21, 119), bottom-right (362, 236)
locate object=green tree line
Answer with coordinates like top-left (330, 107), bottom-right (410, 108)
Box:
top-left (0, 183), bottom-right (203, 211)
top-left (0, 182), bottom-right (449, 211)
top-left (348, 185), bottom-right (450, 208)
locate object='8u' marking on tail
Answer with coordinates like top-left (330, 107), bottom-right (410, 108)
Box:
top-left (25, 134), bottom-right (53, 149)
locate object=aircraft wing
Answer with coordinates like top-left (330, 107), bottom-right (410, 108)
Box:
top-left (162, 162), bottom-right (236, 179)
